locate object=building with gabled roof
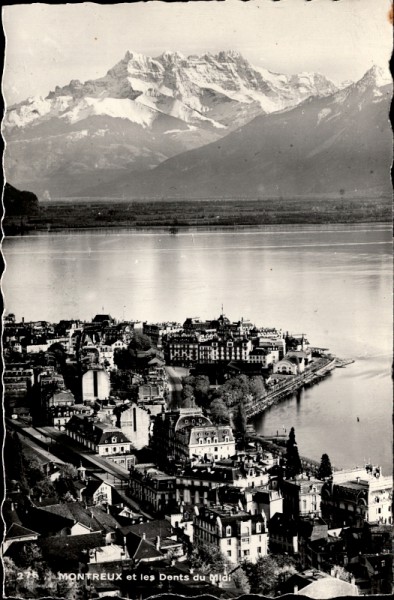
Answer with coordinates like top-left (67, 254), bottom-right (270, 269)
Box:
top-left (123, 532), bottom-right (164, 563)
top-left (3, 523), bottom-right (40, 553)
top-left (65, 414), bottom-right (133, 457)
top-left (80, 479), bottom-right (113, 506)
top-left (39, 532), bottom-right (105, 571)
top-left (193, 504), bottom-right (268, 564)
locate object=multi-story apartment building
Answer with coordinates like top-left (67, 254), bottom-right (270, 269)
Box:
top-left (198, 337), bottom-right (253, 364)
top-left (281, 475), bottom-right (324, 519)
top-left (143, 322), bottom-right (183, 348)
top-left (212, 485), bottom-right (283, 519)
top-left (129, 464), bottom-right (177, 515)
top-left (248, 347), bottom-right (279, 367)
top-left (151, 407), bottom-right (235, 463)
top-left (193, 505), bottom-right (268, 564)
top-left (167, 334), bottom-right (200, 365)
top-left (175, 425), bottom-right (236, 461)
top-left (321, 465), bottom-right (393, 527)
top-left (176, 462), bottom-right (269, 507)
top-left (4, 364), bottom-right (34, 402)
top-left (49, 403), bottom-right (94, 430)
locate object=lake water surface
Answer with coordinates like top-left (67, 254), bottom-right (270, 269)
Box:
top-left (3, 223), bottom-right (392, 472)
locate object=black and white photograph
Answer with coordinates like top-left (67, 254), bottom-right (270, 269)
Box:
top-left (1, 1), bottom-right (393, 599)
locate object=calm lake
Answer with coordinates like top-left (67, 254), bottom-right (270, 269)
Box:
top-left (3, 223), bottom-right (392, 472)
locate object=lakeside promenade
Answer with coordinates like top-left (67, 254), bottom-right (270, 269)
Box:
top-left (244, 356), bottom-right (351, 419)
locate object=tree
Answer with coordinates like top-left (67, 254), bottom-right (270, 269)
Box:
top-left (231, 566), bottom-right (251, 594)
top-left (233, 400), bottom-right (248, 439)
top-left (129, 332), bottom-right (152, 351)
top-left (114, 347), bottom-right (134, 370)
top-left (317, 453), bottom-right (333, 480)
top-left (285, 427), bottom-right (302, 478)
top-left (3, 183), bottom-right (39, 216)
top-left (245, 554), bottom-right (297, 595)
top-left (58, 463), bottom-right (78, 480)
top-left (4, 431), bottom-right (29, 490)
top-left (244, 555), bottom-right (278, 595)
top-left (210, 397), bottom-right (230, 424)
top-left (182, 383), bottom-right (195, 405)
top-left (193, 375), bottom-right (210, 406)
top-left (249, 376), bottom-right (265, 398)
top-left (47, 342), bottom-right (66, 367)
top-left (189, 543), bottom-right (229, 574)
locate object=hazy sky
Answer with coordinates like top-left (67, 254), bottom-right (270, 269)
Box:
top-left (3, 0), bottom-right (393, 105)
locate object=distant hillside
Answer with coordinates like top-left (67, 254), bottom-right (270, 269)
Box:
top-left (3, 183), bottom-right (39, 216)
top-left (77, 66), bottom-right (392, 199)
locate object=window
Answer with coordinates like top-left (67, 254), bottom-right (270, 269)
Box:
top-left (112, 437), bottom-right (117, 443)
top-left (226, 526), bottom-right (232, 537)
top-left (199, 439), bottom-right (203, 445)
top-left (225, 437), bottom-right (229, 443)
top-left (227, 539), bottom-right (232, 546)
top-left (207, 438), bottom-right (211, 444)
top-left (256, 523), bottom-right (261, 533)
top-left (257, 547), bottom-right (262, 554)
top-left (243, 550), bottom-right (250, 556)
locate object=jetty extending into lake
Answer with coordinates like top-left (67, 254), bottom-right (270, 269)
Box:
top-left (244, 356), bottom-right (354, 419)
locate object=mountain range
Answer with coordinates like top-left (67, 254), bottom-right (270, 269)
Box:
top-left (3, 51), bottom-right (392, 199)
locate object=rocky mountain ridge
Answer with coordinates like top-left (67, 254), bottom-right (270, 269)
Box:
top-left (4, 50), bottom-right (340, 198)
top-left (76, 65), bottom-right (392, 199)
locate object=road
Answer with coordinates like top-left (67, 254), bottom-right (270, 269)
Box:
top-left (165, 366), bottom-right (188, 408)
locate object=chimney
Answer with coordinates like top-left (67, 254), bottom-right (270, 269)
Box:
top-left (142, 532), bottom-right (146, 540)
top-left (293, 585), bottom-right (298, 594)
top-left (156, 536), bottom-right (160, 550)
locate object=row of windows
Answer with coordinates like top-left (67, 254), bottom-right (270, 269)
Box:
top-left (104, 446), bottom-right (128, 453)
top-left (198, 438), bottom-right (229, 444)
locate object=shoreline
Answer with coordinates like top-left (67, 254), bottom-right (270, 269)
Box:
top-left (3, 196), bottom-right (391, 236)
top-left (246, 357), bottom-right (353, 419)
top-left (3, 220), bottom-right (391, 238)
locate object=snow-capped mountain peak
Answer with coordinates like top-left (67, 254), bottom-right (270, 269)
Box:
top-left (5, 52), bottom-right (385, 200)
top-left (357, 65), bottom-right (392, 88)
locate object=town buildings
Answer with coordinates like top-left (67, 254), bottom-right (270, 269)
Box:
top-left (193, 505), bottom-right (268, 564)
top-left (2, 312), bottom-right (393, 599)
top-left (150, 407), bottom-right (236, 463)
top-left (321, 465), bottom-right (393, 527)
